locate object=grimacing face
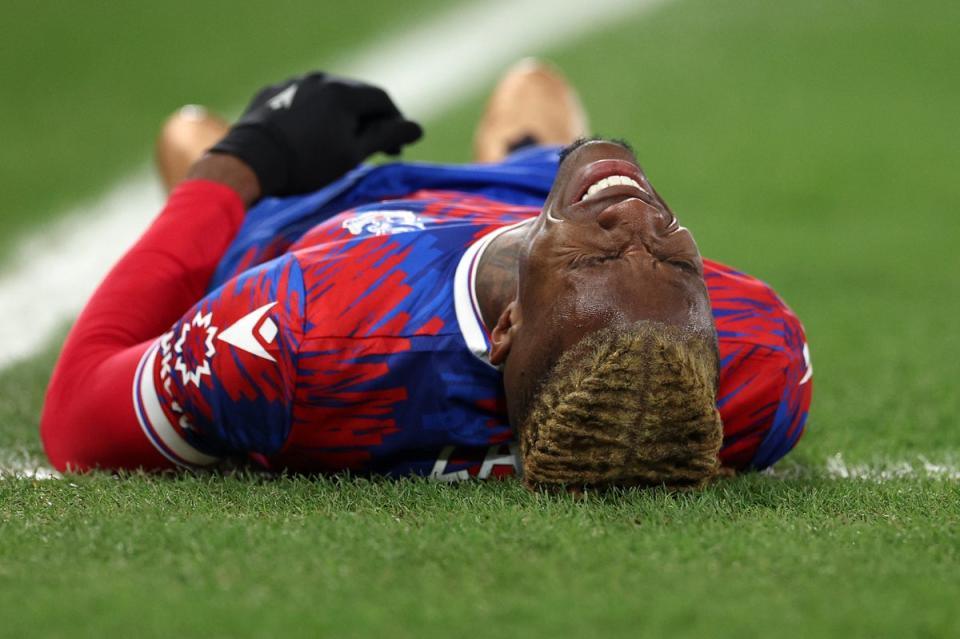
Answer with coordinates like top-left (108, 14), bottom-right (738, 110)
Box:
top-left (489, 139), bottom-right (715, 427)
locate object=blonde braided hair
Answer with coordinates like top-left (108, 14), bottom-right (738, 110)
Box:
top-left (519, 321), bottom-right (723, 491)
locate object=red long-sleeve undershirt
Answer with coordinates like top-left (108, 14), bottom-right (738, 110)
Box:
top-left (40, 180), bottom-right (245, 472)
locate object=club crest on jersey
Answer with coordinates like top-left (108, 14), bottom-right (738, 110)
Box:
top-left (341, 209), bottom-right (426, 236)
top-left (171, 311), bottom-right (219, 387)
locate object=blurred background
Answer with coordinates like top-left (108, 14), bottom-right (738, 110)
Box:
top-left (1, 0), bottom-right (958, 465)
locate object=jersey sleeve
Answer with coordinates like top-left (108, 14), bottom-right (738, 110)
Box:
top-left (133, 254), bottom-right (305, 468)
top-left (41, 180), bottom-right (248, 472)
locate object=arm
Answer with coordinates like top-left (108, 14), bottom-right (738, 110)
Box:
top-left (41, 164), bottom-right (253, 471)
top-left (41, 72), bottom-right (422, 472)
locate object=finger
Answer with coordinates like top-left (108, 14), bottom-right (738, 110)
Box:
top-left (357, 117), bottom-right (423, 156)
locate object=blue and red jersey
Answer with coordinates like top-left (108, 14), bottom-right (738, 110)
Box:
top-left (134, 191), bottom-right (528, 476)
top-left (129, 147), bottom-right (811, 477)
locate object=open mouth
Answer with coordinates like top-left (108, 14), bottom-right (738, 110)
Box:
top-left (571, 159), bottom-right (648, 205)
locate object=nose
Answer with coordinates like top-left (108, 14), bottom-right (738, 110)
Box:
top-left (595, 198), bottom-right (671, 237)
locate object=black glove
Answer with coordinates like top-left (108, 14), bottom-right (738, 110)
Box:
top-left (210, 72), bottom-right (422, 197)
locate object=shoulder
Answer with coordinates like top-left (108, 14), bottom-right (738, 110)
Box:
top-left (134, 253), bottom-right (307, 466)
top-left (705, 260), bottom-right (812, 470)
top-left (704, 259), bottom-right (806, 340)
top-left (704, 259), bottom-right (785, 308)
top-left (705, 257), bottom-right (811, 405)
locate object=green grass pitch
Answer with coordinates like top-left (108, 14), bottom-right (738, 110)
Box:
top-left (2, 0), bottom-right (959, 636)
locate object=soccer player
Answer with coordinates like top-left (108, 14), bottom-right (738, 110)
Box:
top-left (41, 61), bottom-right (812, 490)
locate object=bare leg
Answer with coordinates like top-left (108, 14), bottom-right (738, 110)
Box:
top-left (473, 58), bottom-right (589, 163)
top-left (155, 105), bottom-right (229, 192)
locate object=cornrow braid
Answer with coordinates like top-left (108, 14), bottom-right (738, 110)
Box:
top-left (519, 321), bottom-right (723, 491)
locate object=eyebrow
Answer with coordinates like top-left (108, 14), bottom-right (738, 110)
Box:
top-left (558, 137), bottom-right (636, 166)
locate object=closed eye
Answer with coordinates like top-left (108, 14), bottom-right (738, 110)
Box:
top-left (667, 259), bottom-right (699, 275)
top-left (570, 252), bottom-right (623, 268)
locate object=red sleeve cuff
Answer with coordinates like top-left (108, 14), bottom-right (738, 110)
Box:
top-left (168, 179), bottom-right (247, 227)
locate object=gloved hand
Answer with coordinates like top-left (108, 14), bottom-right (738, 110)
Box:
top-left (210, 72), bottom-right (422, 197)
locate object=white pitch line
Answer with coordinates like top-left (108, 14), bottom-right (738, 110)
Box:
top-left (822, 452), bottom-right (960, 481)
top-left (763, 453), bottom-right (960, 482)
top-left (0, 466), bottom-right (60, 480)
top-left (0, 449), bottom-right (61, 480)
top-left (0, 0), bottom-right (669, 371)
top-left (338, 0), bottom-right (670, 122)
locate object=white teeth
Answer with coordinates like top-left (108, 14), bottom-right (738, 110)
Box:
top-left (580, 175), bottom-right (647, 201)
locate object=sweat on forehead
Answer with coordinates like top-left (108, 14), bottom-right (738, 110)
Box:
top-left (557, 137), bottom-right (636, 165)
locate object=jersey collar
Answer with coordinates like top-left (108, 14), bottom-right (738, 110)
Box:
top-left (453, 220), bottom-right (530, 366)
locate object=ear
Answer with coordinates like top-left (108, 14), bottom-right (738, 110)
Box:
top-left (489, 301), bottom-right (520, 366)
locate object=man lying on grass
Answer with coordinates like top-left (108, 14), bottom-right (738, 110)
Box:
top-left (41, 61), bottom-right (812, 491)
